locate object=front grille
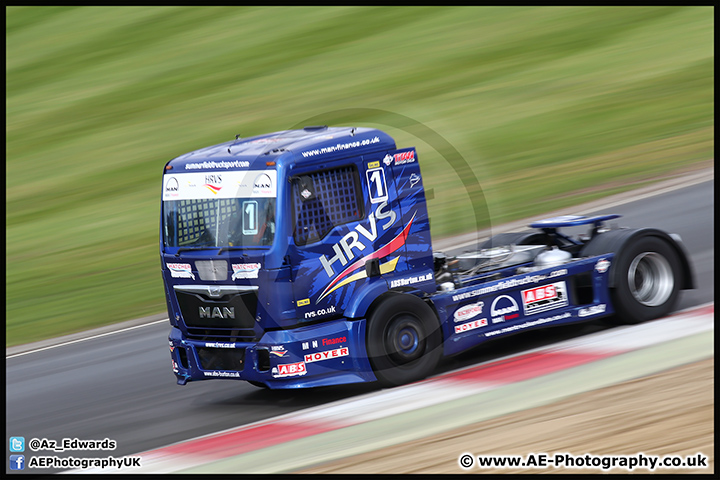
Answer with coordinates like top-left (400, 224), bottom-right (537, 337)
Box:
top-left (196, 347), bottom-right (246, 371)
top-left (186, 327), bottom-right (258, 342)
top-left (176, 289), bottom-right (259, 341)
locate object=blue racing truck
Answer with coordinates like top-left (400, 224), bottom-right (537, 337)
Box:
top-left (161, 126), bottom-right (693, 388)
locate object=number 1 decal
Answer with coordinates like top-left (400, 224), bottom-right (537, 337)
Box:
top-left (242, 200), bottom-right (258, 235)
top-left (366, 167), bottom-right (388, 204)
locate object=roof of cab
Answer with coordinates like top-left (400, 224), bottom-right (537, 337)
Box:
top-left (166, 126), bottom-right (396, 171)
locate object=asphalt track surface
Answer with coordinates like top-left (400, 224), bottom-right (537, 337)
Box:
top-left (5, 176), bottom-right (714, 474)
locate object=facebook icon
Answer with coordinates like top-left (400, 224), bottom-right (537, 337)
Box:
top-left (9, 455), bottom-right (25, 470)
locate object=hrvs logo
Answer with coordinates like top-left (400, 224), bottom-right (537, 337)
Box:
top-left (204, 174), bottom-right (222, 194)
top-left (316, 203), bottom-right (417, 303)
top-left (319, 201), bottom-right (397, 278)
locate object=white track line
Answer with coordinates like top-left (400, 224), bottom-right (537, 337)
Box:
top-left (5, 319), bottom-right (168, 359)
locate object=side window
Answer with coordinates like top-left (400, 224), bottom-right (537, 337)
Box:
top-left (293, 165), bottom-right (363, 246)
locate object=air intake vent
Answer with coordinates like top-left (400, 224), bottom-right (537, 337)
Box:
top-left (195, 260), bottom-right (228, 281)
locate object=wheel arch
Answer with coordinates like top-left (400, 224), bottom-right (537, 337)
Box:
top-left (581, 228), bottom-right (694, 290)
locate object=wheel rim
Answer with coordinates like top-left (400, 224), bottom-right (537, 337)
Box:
top-left (627, 252), bottom-right (674, 307)
top-left (386, 315), bottom-right (424, 364)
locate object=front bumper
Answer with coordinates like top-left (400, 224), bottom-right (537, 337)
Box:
top-left (168, 317), bottom-right (377, 389)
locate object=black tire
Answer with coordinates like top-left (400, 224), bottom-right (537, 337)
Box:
top-left (606, 236), bottom-right (682, 325)
top-left (366, 294), bottom-right (442, 387)
top-left (480, 231), bottom-right (546, 250)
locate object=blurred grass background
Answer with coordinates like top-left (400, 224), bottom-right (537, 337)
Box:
top-left (6, 6), bottom-right (713, 346)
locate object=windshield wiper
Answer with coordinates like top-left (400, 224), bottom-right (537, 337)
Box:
top-left (174, 246), bottom-right (215, 257)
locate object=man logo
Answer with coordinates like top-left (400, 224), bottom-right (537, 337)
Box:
top-left (491, 295), bottom-right (520, 323)
top-left (491, 295), bottom-right (519, 316)
top-left (253, 173), bottom-right (273, 195)
top-left (165, 177), bottom-right (179, 192)
top-left (199, 306), bottom-right (235, 319)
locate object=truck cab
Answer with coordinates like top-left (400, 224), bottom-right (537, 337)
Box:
top-left (162, 126), bottom-right (692, 389)
top-left (161, 126), bottom-right (434, 387)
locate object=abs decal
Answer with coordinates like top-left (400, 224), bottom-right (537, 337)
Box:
top-left (273, 361), bottom-right (307, 378)
top-left (521, 282), bottom-right (568, 315)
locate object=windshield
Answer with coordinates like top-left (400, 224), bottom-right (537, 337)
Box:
top-left (163, 197), bottom-right (276, 248)
top-left (162, 170), bottom-right (277, 249)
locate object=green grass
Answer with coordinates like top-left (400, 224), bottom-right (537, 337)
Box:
top-left (6, 6), bottom-right (714, 346)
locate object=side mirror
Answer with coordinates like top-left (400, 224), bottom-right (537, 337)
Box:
top-left (297, 176), bottom-right (316, 202)
top-left (365, 258), bottom-right (381, 278)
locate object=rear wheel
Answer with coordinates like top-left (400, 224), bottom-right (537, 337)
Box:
top-left (606, 236), bottom-right (682, 324)
top-left (366, 294), bottom-right (442, 387)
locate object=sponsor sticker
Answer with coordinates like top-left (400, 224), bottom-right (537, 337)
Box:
top-left (274, 361), bottom-right (306, 378)
top-left (595, 258), bottom-right (611, 274)
top-left (383, 154), bottom-right (394, 166)
top-left (409, 173), bottom-right (421, 187)
top-left (578, 304), bottom-right (607, 317)
top-left (167, 263), bottom-right (195, 280)
top-left (204, 342), bottom-right (236, 348)
top-left (297, 298), bottom-right (310, 307)
top-left (301, 340), bottom-right (319, 350)
top-left (490, 294), bottom-right (520, 323)
top-left (454, 301), bottom-right (484, 322)
top-left (389, 272), bottom-right (433, 289)
top-left (485, 312), bottom-right (572, 337)
top-left (454, 318), bottom-right (488, 334)
top-left (253, 173), bottom-right (273, 196)
top-left (163, 171), bottom-right (276, 200)
top-left (393, 150), bottom-right (415, 165)
top-left (203, 371), bottom-right (240, 378)
top-left (490, 295), bottom-right (519, 316)
top-left (322, 336), bottom-right (346, 346)
top-left (451, 269), bottom-right (568, 302)
top-left (165, 176), bottom-right (180, 198)
top-left (367, 160), bottom-right (380, 169)
top-left (203, 174), bottom-right (223, 195)
top-left (231, 263), bottom-right (261, 280)
top-left (522, 281), bottom-right (568, 315)
top-left (304, 347), bottom-right (349, 363)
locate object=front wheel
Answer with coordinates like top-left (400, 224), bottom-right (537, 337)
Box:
top-left (366, 294), bottom-right (442, 387)
top-left (607, 236), bottom-right (682, 324)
